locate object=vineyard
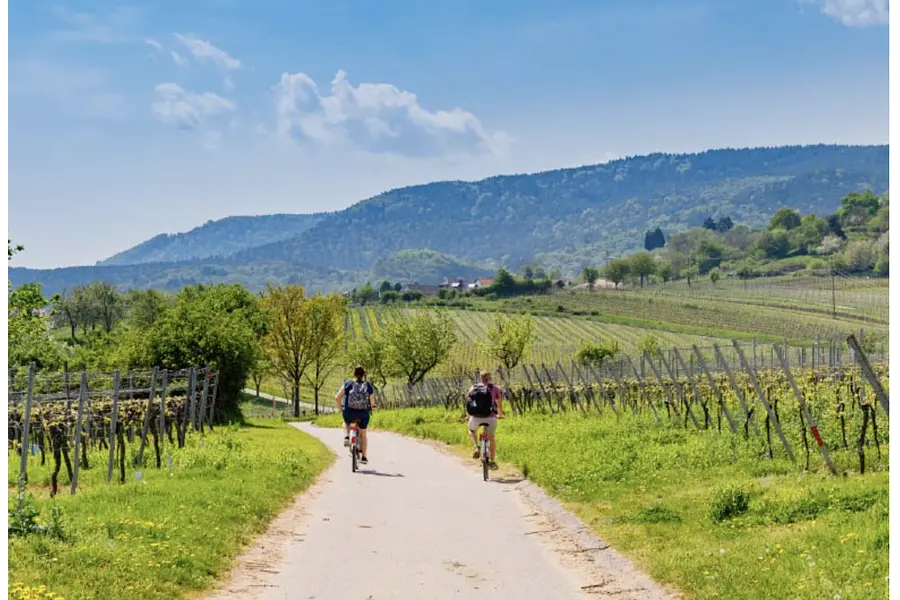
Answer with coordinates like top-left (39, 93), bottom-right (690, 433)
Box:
top-left (374, 335), bottom-right (889, 476)
top-left (8, 365), bottom-right (219, 497)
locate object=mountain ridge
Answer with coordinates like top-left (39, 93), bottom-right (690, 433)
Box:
top-left (10, 143), bottom-right (889, 296)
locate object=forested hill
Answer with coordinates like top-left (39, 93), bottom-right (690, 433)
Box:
top-left (99, 213), bottom-right (325, 266)
top-left (10, 144), bottom-right (889, 295)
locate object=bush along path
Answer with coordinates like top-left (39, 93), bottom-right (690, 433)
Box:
top-left (206, 422), bottom-right (675, 600)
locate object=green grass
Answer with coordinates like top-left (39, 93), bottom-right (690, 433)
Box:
top-left (8, 418), bottom-right (332, 600)
top-left (315, 408), bottom-right (889, 600)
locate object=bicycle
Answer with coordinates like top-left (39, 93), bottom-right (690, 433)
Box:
top-left (348, 420), bottom-right (362, 473)
top-left (476, 423), bottom-right (491, 482)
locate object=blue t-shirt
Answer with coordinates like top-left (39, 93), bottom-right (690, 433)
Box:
top-left (342, 380), bottom-right (374, 411)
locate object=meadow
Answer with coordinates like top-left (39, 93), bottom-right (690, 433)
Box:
top-left (8, 413), bottom-right (331, 600)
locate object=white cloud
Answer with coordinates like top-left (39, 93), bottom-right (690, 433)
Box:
top-left (171, 51), bottom-right (188, 67)
top-left (173, 33), bottom-right (241, 70)
top-left (151, 83), bottom-right (235, 129)
top-left (800, 0), bottom-right (889, 26)
top-left (271, 69), bottom-right (509, 158)
top-left (145, 38), bottom-right (163, 52)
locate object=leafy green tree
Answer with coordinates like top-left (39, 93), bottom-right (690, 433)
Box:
top-left (379, 280), bottom-right (393, 295)
top-left (483, 314), bottom-right (535, 371)
top-left (86, 282), bottom-right (126, 334)
top-left (248, 351), bottom-right (270, 398)
top-left (261, 284), bottom-right (315, 417)
top-left (695, 240), bottom-right (726, 274)
top-left (8, 240), bottom-right (23, 261)
top-left (383, 310), bottom-right (457, 385)
top-left (769, 208), bottom-right (802, 231)
top-left (629, 252), bottom-right (657, 287)
top-left (636, 334), bottom-right (661, 356)
top-left (493, 268), bottom-right (516, 295)
top-left (347, 334), bottom-right (389, 390)
top-left (9, 281), bottom-right (65, 373)
top-left (603, 259), bottom-right (630, 288)
top-left (657, 263), bottom-right (673, 284)
top-left (575, 340), bottom-right (620, 366)
top-left (874, 253), bottom-right (889, 276)
top-left (838, 189), bottom-right (881, 227)
top-left (127, 289), bottom-right (171, 330)
top-left (355, 283), bottom-right (379, 305)
top-left (146, 284), bottom-right (264, 421)
top-left (709, 268), bottom-right (721, 285)
top-left (755, 230), bottom-right (791, 259)
top-left (393, 282), bottom-right (403, 292)
top-left (581, 266), bottom-right (600, 290)
top-left (51, 292), bottom-right (79, 341)
top-left (302, 294), bottom-right (348, 414)
top-left (683, 266), bottom-right (698, 287)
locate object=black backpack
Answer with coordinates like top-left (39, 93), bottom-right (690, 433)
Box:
top-left (466, 383), bottom-right (494, 417)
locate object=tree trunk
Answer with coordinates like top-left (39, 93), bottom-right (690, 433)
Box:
top-left (292, 382), bottom-right (300, 418)
top-left (314, 387), bottom-right (319, 415)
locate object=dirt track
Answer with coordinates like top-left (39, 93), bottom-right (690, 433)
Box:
top-left (206, 423), bottom-right (676, 600)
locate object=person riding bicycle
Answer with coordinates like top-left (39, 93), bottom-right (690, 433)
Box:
top-left (335, 365), bottom-right (376, 464)
top-left (465, 369), bottom-right (503, 470)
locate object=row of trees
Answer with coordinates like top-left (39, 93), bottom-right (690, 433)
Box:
top-left (10, 242), bottom-right (541, 419)
top-left (580, 190), bottom-right (889, 289)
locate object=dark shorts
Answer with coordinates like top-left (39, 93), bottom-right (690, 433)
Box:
top-left (343, 408), bottom-right (370, 429)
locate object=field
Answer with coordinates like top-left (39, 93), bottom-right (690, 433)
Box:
top-left (8, 414), bottom-right (331, 600)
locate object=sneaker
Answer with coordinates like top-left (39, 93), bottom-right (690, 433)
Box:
top-left (489, 462), bottom-right (499, 471)
top-left (360, 456), bottom-right (368, 465)
top-left (472, 447), bottom-right (481, 459)
top-left (343, 436), bottom-right (350, 447)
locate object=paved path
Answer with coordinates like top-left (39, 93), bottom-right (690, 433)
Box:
top-left (208, 423), bottom-right (675, 600)
top-left (242, 390), bottom-right (337, 414)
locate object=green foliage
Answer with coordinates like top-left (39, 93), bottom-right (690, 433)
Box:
top-left (603, 259), bottom-right (630, 288)
top-left (347, 334), bottom-right (390, 389)
top-left (709, 268), bottom-right (721, 285)
top-left (708, 484), bottom-right (751, 522)
top-left (147, 284), bottom-right (265, 420)
top-left (628, 252), bottom-right (657, 287)
top-left (769, 207), bottom-right (802, 231)
top-left (874, 253), bottom-right (889, 276)
top-left (581, 266), bottom-right (600, 289)
top-left (657, 262), bottom-right (673, 284)
top-left (636, 334), bottom-right (661, 356)
top-left (837, 189), bottom-right (881, 227)
top-left (382, 310), bottom-right (458, 384)
top-left (574, 339), bottom-right (620, 366)
top-left (482, 313), bottom-right (536, 370)
top-left (755, 230), bottom-right (791, 259)
top-left (9, 282), bottom-right (65, 372)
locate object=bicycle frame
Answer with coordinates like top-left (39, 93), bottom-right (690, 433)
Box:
top-left (349, 422), bottom-right (361, 472)
top-left (479, 425), bottom-right (491, 481)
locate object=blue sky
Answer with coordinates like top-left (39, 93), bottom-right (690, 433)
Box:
top-left (8, 0), bottom-right (890, 268)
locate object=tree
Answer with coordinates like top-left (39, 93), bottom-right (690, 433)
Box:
top-left (575, 340), bottom-right (620, 366)
top-left (709, 268), bottom-right (721, 286)
top-left (260, 284), bottom-right (315, 417)
top-left (702, 217), bottom-right (717, 230)
top-left (695, 240), bottom-right (726, 274)
top-left (383, 310), bottom-right (457, 385)
top-left (248, 351), bottom-right (270, 398)
top-left (716, 216), bottom-right (734, 232)
top-left (838, 189), bottom-right (881, 227)
top-left (51, 292), bottom-right (79, 341)
top-left (379, 280), bottom-right (393, 295)
top-left (629, 252), bottom-right (657, 287)
top-left (683, 266), bottom-right (698, 287)
top-left (493, 268), bottom-right (516, 295)
top-left (141, 284), bottom-right (263, 421)
top-left (347, 334), bottom-right (389, 391)
top-left (355, 283), bottom-right (378, 305)
top-left (826, 214), bottom-right (846, 239)
top-left (755, 230), bottom-right (791, 259)
top-left (603, 259), bottom-right (630, 288)
top-left (302, 294), bottom-right (348, 414)
top-left (86, 282), bottom-right (126, 334)
top-left (657, 263), bottom-right (673, 284)
top-left (520, 264), bottom-right (535, 281)
top-left (769, 208), bottom-right (802, 231)
top-left (636, 334), bottom-right (660, 356)
top-left (581, 266), bottom-right (600, 291)
top-left (8, 240), bottom-right (23, 261)
top-left (483, 314), bottom-right (535, 371)
top-left (127, 289), bottom-right (170, 330)
top-left (393, 282), bottom-right (403, 292)
top-left (643, 227), bottom-right (665, 251)
top-left (9, 284), bottom-right (65, 373)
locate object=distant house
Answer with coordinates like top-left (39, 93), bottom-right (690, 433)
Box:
top-left (407, 283), bottom-right (441, 296)
top-left (472, 278), bottom-right (494, 289)
top-left (440, 278), bottom-right (470, 291)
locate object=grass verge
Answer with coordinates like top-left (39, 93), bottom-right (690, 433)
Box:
top-left (8, 418), bottom-right (332, 600)
top-left (315, 408), bottom-right (888, 600)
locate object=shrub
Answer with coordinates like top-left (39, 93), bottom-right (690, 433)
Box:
top-left (708, 484), bottom-right (750, 522)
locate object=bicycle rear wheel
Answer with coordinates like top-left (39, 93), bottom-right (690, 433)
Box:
top-left (352, 447), bottom-right (358, 472)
